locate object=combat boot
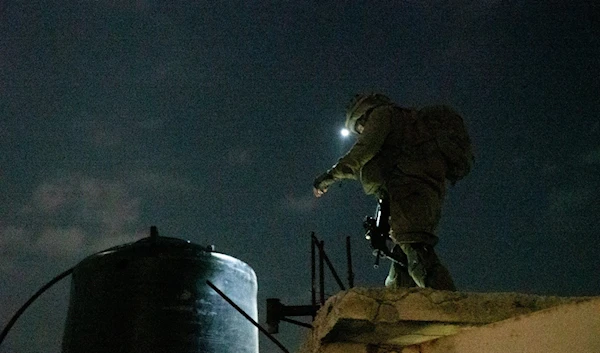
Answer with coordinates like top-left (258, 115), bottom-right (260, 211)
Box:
top-left (385, 245), bottom-right (417, 288)
top-left (400, 243), bottom-right (456, 291)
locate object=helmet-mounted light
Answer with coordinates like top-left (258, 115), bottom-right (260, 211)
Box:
top-left (344, 93), bottom-right (391, 134)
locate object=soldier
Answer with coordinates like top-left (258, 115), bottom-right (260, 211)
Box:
top-left (313, 93), bottom-right (473, 291)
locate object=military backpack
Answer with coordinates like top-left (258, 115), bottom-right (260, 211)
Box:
top-left (418, 105), bottom-right (474, 184)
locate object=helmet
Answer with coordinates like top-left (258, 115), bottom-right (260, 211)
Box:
top-left (345, 93), bottom-right (392, 133)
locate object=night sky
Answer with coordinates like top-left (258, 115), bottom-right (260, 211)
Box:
top-left (1, 1), bottom-right (599, 352)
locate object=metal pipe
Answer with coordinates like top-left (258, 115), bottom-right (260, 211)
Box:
top-left (280, 318), bottom-right (312, 329)
top-left (311, 232), bottom-right (316, 312)
top-left (319, 240), bottom-right (325, 305)
top-left (311, 234), bottom-right (345, 291)
top-left (278, 304), bottom-right (318, 317)
top-left (346, 236), bottom-right (354, 288)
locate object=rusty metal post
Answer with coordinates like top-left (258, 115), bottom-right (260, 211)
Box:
top-left (319, 240), bottom-right (325, 305)
top-left (311, 233), bottom-right (316, 313)
top-left (346, 236), bottom-right (354, 288)
top-left (311, 233), bottom-right (345, 290)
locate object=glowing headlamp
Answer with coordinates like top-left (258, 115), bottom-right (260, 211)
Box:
top-left (340, 128), bottom-right (350, 137)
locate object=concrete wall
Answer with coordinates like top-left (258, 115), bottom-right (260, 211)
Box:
top-left (403, 298), bottom-right (600, 353)
top-left (298, 288), bottom-right (600, 353)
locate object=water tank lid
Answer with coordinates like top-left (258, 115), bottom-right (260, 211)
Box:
top-left (83, 236), bottom-right (216, 262)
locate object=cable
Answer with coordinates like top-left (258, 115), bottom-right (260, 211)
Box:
top-left (206, 280), bottom-right (290, 353)
top-left (0, 267), bottom-right (74, 347)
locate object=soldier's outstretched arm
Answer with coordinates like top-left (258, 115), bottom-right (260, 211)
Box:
top-left (329, 106), bottom-right (392, 179)
top-left (312, 106), bottom-right (392, 198)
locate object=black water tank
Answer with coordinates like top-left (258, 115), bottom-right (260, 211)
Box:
top-left (62, 235), bottom-right (258, 353)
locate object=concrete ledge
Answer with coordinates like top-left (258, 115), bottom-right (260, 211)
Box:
top-left (299, 287), bottom-right (592, 353)
top-left (402, 297), bottom-right (600, 353)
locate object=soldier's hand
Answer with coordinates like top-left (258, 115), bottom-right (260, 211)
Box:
top-left (313, 171), bottom-right (335, 198)
top-left (313, 187), bottom-right (328, 198)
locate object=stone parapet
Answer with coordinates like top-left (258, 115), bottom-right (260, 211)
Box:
top-left (298, 287), bottom-right (595, 353)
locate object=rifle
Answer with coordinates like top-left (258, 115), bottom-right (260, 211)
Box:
top-left (363, 197), bottom-right (406, 269)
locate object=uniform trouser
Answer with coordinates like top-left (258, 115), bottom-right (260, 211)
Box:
top-left (383, 178), bottom-right (456, 291)
top-left (385, 245), bottom-right (456, 290)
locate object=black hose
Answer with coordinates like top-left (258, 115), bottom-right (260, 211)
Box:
top-left (0, 267), bottom-right (74, 347)
top-left (206, 280), bottom-right (291, 353)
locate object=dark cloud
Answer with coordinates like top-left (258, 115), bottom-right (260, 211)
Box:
top-left (2, 174), bottom-right (145, 263)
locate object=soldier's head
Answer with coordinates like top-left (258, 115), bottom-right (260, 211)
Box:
top-left (345, 93), bottom-right (392, 134)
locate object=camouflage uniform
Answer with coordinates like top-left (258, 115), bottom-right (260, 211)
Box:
top-left (314, 95), bottom-right (456, 290)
